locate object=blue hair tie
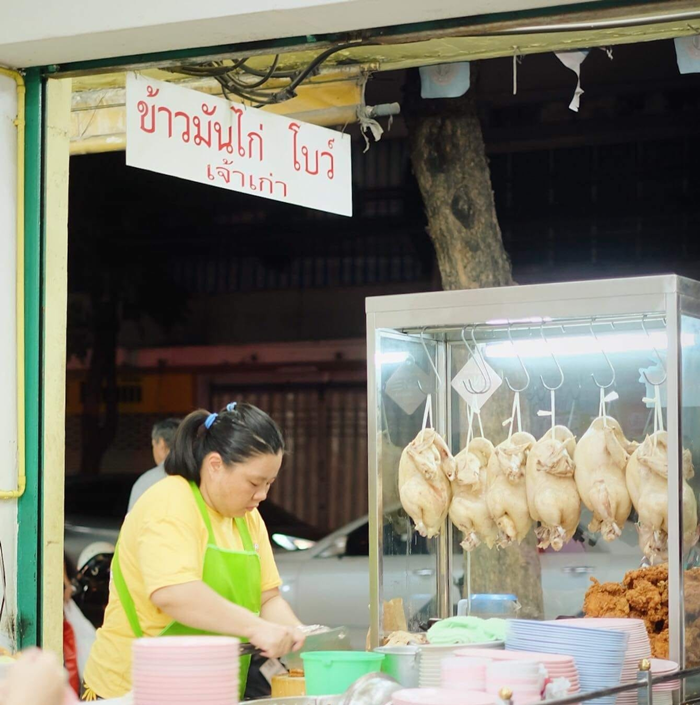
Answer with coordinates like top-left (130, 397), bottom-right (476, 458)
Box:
top-left (226, 402), bottom-right (238, 413)
top-left (204, 412), bottom-right (218, 429)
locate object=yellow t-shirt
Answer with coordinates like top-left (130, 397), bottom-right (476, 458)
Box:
top-left (84, 475), bottom-right (282, 699)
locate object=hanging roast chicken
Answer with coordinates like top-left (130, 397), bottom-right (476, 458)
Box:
top-left (449, 438), bottom-right (498, 550)
top-left (626, 430), bottom-right (699, 562)
top-left (486, 432), bottom-right (536, 547)
top-left (574, 416), bottom-right (637, 541)
top-left (526, 425), bottom-right (581, 551)
top-left (398, 429), bottom-right (455, 538)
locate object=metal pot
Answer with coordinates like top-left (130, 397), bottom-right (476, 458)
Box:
top-left (373, 646), bottom-right (420, 688)
top-left (250, 696), bottom-right (343, 705)
top-left (340, 672), bottom-right (402, 705)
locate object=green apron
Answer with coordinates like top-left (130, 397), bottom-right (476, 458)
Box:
top-left (112, 481), bottom-right (261, 698)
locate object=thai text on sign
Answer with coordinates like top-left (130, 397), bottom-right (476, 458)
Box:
top-left (126, 73), bottom-right (352, 216)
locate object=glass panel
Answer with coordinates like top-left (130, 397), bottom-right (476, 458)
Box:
top-left (375, 314), bottom-right (687, 645)
top-left (376, 329), bottom-right (442, 637)
top-left (681, 312), bottom-right (700, 671)
top-left (447, 319), bottom-right (655, 623)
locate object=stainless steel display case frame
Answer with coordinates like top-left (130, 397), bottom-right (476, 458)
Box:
top-left (366, 275), bottom-right (700, 662)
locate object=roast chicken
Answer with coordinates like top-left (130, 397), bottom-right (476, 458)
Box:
top-left (626, 430), bottom-right (699, 562)
top-left (526, 425), bottom-right (581, 551)
top-left (449, 438), bottom-right (497, 550)
top-left (486, 432), bottom-right (536, 547)
top-left (398, 428), bottom-right (455, 539)
top-left (574, 416), bottom-right (636, 541)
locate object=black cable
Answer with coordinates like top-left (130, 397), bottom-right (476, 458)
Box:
top-left (183, 41), bottom-right (365, 106)
top-left (234, 55), bottom-right (280, 89)
top-left (240, 58), bottom-right (297, 80)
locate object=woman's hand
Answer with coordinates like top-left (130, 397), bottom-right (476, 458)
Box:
top-left (248, 622), bottom-right (305, 659)
top-left (2, 649), bottom-right (66, 705)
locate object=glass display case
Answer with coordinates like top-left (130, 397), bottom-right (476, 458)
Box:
top-left (366, 275), bottom-right (700, 667)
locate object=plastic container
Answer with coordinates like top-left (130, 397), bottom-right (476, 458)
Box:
top-left (457, 594), bottom-right (519, 620)
top-left (301, 651), bottom-right (385, 696)
top-left (375, 646), bottom-right (420, 688)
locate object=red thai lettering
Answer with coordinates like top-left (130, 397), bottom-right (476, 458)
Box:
top-left (288, 122), bottom-right (301, 171)
top-left (174, 111), bottom-right (191, 142)
top-left (231, 107), bottom-right (247, 158)
top-left (214, 123), bottom-right (234, 154)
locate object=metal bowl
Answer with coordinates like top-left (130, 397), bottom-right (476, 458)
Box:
top-left (250, 696), bottom-right (343, 705)
top-left (339, 672), bottom-right (402, 705)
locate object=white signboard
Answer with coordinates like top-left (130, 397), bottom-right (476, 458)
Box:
top-left (126, 73), bottom-right (352, 216)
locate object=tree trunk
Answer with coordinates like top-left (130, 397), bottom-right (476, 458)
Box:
top-left (406, 66), bottom-right (543, 619)
top-left (406, 73), bottom-right (513, 291)
top-left (80, 298), bottom-right (119, 475)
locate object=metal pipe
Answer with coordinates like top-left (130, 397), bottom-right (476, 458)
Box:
top-left (403, 313), bottom-right (667, 339)
top-left (0, 68), bottom-right (27, 500)
top-left (490, 8), bottom-right (700, 35)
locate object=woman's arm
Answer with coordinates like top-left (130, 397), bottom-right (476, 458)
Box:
top-left (260, 588), bottom-right (303, 627)
top-left (151, 581), bottom-right (303, 657)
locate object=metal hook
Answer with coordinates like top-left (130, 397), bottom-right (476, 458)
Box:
top-left (418, 327), bottom-right (442, 394)
top-left (641, 315), bottom-right (667, 386)
top-left (539, 323), bottom-right (565, 391)
top-left (589, 318), bottom-right (616, 389)
top-left (503, 322), bottom-right (530, 392)
top-left (460, 325), bottom-right (491, 395)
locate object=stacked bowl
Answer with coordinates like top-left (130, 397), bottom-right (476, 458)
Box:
top-left (132, 636), bottom-right (239, 705)
top-left (419, 642), bottom-right (503, 688)
top-left (485, 660), bottom-right (545, 705)
top-left (441, 657), bottom-right (490, 692)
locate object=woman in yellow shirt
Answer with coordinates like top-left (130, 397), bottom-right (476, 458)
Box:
top-left (83, 402), bottom-right (306, 700)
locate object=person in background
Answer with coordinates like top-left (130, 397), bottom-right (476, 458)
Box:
top-left (127, 418), bottom-right (182, 512)
top-left (64, 555), bottom-right (96, 696)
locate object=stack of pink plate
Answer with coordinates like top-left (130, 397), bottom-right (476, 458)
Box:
top-left (650, 658), bottom-right (680, 705)
top-left (555, 619), bottom-right (650, 705)
top-left (132, 636), bottom-right (240, 705)
top-left (455, 648), bottom-right (579, 694)
top-left (441, 657), bottom-right (491, 691)
top-left (485, 660), bottom-right (545, 705)
top-left (393, 687), bottom-right (495, 705)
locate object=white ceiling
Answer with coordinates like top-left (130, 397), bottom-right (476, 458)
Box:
top-left (0, 0), bottom-right (601, 68)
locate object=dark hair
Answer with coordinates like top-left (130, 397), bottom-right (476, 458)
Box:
top-left (152, 418), bottom-right (182, 448)
top-left (164, 403), bottom-right (284, 483)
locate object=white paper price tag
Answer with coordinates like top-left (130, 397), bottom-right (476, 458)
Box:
top-left (452, 357), bottom-right (502, 410)
top-left (385, 360), bottom-right (431, 415)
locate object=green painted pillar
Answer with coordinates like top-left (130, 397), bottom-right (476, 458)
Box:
top-left (17, 66), bottom-right (43, 649)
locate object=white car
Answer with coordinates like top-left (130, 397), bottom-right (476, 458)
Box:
top-left (275, 507), bottom-right (643, 648)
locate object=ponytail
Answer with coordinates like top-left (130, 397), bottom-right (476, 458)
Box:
top-left (164, 403), bottom-right (285, 484)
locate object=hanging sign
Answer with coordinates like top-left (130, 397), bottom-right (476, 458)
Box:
top-left (126, 73), bottom-right (352, 216)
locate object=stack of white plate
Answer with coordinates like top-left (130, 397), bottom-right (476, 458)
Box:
top-left (507, 620), bottom-right (628, 705)
top-left (419, 642), bottom-right (503, 688)
top-left (555, 619), bottom-right (651, 705)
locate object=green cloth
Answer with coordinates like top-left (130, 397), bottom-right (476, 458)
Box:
top-left (427, 617), bottom-right (507, 645)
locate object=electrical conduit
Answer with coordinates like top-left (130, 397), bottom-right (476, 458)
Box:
top-left (0, 67), bottom-right (26, 499)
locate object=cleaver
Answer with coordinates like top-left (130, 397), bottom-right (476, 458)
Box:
top-left (281, 626), bottom-right (351, 671)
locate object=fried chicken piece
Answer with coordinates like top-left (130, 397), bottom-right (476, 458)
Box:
top-left (623, 564), bottom-right (669, 588)
top-left (651, 630), bottom-right (669, 659)
top-left (684, 568), bottom-right (700, 619)
top-left (626, 579), bottom-right (664, 621)
top-left (383, 631), bottom-right (428, 647)
top-left (583, 578), bottom-right (630, 618)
